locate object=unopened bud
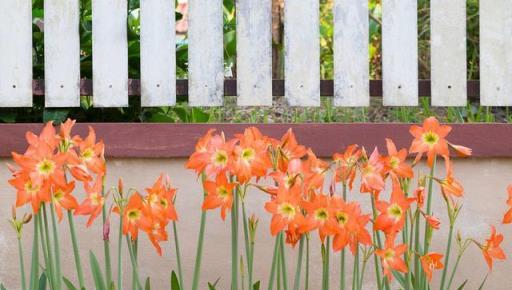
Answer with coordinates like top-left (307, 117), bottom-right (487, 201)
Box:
top-left (22, 213), bottom-right (32, 224)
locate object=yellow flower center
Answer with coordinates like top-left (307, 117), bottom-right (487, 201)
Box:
top-left (384, 249), bottom-right (396, 260)
top-left (24, 181), bottom-right (40, 195)
top-left (241, 148), bottom-right (255, 163)
top-left (160, 198), bottom-right (169, 209)
top-left (387, 203), bottom-right (403, 220)
top-left (81, 148), bottom-right (94, 162)
top-left (422, 131), bottom-right (439, 147)
top-left (36, 159), bottom-right (56, 177)
top-left (335, 211), bottom-right (349, 226)
top-left (389, 156), bottom-right (400, 169)
top-left (212, 150), bottom-right (229, 167)
top-left (216, 186), bottom-right (230, 200)
top-left (127, 209), bottom-right (141, 221)
top-left (278, 202), bottom-right (296, 219)
top-left (53, 189), bottom-right (64, 201)
top-left (314, 208), bottom-right (329, 221)
top-left (90, 193), bottom-right (103, 206)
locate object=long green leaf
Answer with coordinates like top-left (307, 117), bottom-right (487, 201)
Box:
top-left (89, 251), bottom-right (107, 290)
top-left (456, 280), bottom-right (468, 290)
top-left (478, 274), bottom-right (489, 290)
top-left (170, 271), bottom-right (180, 290)
top-left (0, 283), bottom-right (7, 290)
top-left (253, 281), bottom-right (261, 290)
top-left (144, 278), bottom-right (151, 290)
top-left (38, 272), bottom-right (47, 290)
top-left (62, 277), bottom-right (78, 290)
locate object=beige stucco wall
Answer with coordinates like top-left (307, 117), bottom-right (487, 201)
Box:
top-left (0, 158), bottom-right (511, 290)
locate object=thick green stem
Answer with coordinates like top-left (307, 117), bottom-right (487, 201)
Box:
top-left (292, 236), bottom-right (304, 290)
top-left (305, 235), bottom-right (310, 290)
top-left (67, 210), bottom-right (85, 289)
top-left (17, 237), bottom-right (27, 290)
top-left (446, 252), bottom-right (464, 290)
top-left (351, 246), bottom-right (359, 290)
top-left (173, 221), bottom-right (185, 290)
top-left (192, 173), bottom-right (209, 290)
top-left (279, 233), bottom-right (288, 290)
top-left (101, 182), bottom-right (113, 288)
top-left (322, 238), bottom-right (330, 290)
top-left (126, 237), bottom-right (142, 290)
top-left (370, 196), bottom-right (388, 290)
top-left (421, 158), bottom-right (437, 289)
top-left (131, 239), bottom-right (138, 290)
top-left (413, 210), bottom-right (421, 290)
top-left (340, 183), bottom-right (347, 290)
top-left (267, 233), bottom-right (281, 290)
top-left (42, 204), bottom-right (56, 290)
top-left (358, 254), bottom-right (369, 290)
top-left (242, 202), bottom-right (253, 290)
top-left (439, 225), bottom-right (454, 290)
top-left (232, 186), bottom-right (239, 290)
top-left (29, 214), bottom-right (40, 290)
top-left (49, 203), bottom-right (62, 290)
top-left (117, 208), bottom-right (124, 290)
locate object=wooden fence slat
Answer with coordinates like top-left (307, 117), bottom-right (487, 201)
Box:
top-left (236, 0), bottom-right (272, 106)
top-left (284, 0), bottom-right (320, 106)
top-left (140, 0), bottom-right (175, 107)
top-left (188, 0), bottom-right (224, 106)
top-left (44, 0), bottom-right (80, 107)
top-left (431, 0), bottom-right (466, 106)
top-left (333, 0), bottom-right (369, 107)
top-left (382, 0), bottom-right (418, 106)
top-left (92, 0), bottom-right (128, 107)
top-left (480, 0), bottom-right (512, 106)
top-left (0, 0), bottom-right (32, 107)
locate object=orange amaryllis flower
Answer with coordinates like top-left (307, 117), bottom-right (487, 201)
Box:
top-left (285, 223), bottom-right (302, 247)
top-left (330, 197), bottom-right (372, 254)
top-left (302, 149), bottom-right (329, 192)
top-left (145, 174), bottom-right (178, 221)
top-left (480, 226), bottom-right (506, 270)
top-left (121, 192), bottom-right (146, 240)
top-left (185, 129), bottom-right (216, 174)
top-left (186, 131), bottom-right (236, 178)
top-left (268, 159), bottom-right (303, 197)
top-left (333, 144), bottom-right (361, 190)
top-left (276, 129), bottom-right (307, 172)
top-left (420, 252), bottom-right (444, 282)
top-left (503, 185), bottom-right (512, 224)
top-left (24, 122), bottom-right (59, 153)
top-left (375, 235), bottom-right (408, 281)
top-left (70, 127), bottom-right (106, 176)
top-left (9, 172), bottom-right (50, 213)
top-left (264, 187), bottom-right (304, 236)
top-left (140, 216), bottom-right (169, 256)
top-left (438, 158), bottom-right (464, 199)
top-left (359, 148), bottom-right (385, 193)
top-left (202, 174), bottom-right (235, 220)
top-left (300, 193), bottom-right (336, 241)
top-left (58, 119), bottom-right (80, 151)
top-left (75, 178), bottom-right (105, 227)
top-left (409, 117), bottom-right (451, 167)
top-left (52, 181), bottom-right (79, 221)
top-left (424, 214), bottom-right (441, 230)
top-left (232, 127), bottom-right (271, 183)
top-left (383, 139), bottom-right (413, 180)
top-left (374, 183), bottom-right (415, 235)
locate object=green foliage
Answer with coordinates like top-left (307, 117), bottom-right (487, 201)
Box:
top-left (90, 251), bottom-right (107, 290)
top-left (170, 271), bottom-right (181, 290)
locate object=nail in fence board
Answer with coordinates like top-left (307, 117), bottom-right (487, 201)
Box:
top-left (44, 0), bottom-right (80, 107)
top-left (333, 0), bottom-right (369, 107)
top-left (92, 0), bottom-right (128, 107)
top-left (188, 0), bottom-right (224, 106)
top-left (431, 0), bottom-right (466, 106)
top-left (284, 0), bottom-right (320, 106)
top-left (382, 0), bottom-right (418, 106)
top-left (140, 0), bottom-right (176, 107)
top-left (0, 0), bottom-right (32, 107)
top-left (236, 0), bottom-right (272, 106)
top-left (480, 0), bottom-right (512, 106)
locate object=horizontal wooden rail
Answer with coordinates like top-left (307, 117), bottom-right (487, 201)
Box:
top-left (0, 123), bottom-right (509, 158)
top-left (31, 79), bottom-right (481, 99)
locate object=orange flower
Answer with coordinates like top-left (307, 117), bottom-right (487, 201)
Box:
top-left (186, 131), bottom-right (236, 178)
top-left (383, 139), bottom-right (413, 180)
top-left (409, 117), bottom-right (451, 167)
top-left (9, 172), bottom-right (50, 213)
top-left (52, 181), bottom-right (78, 221)
top-left (330, 197), bottom-right (372, 254)
top-left (232, 127), bottom-right (271, 183)
top-left (264, 187), bottom-right (304, 236)
top-left (480, 226), bottom-right (506, 270)
top-left (145, 174), bottom-right (178, 222)
top-left (75, 178), bottom-right (105, 227)
top-left (276, 129), bottom-right (307, 172)
top-left (269, 159), bottom-right (303, 197)
top-left (332, 144), bottom-right (361, 189)
top-left (438, 158), bottom-right (464, 199)
top-left (300, 193), bottom-right (336, 241)
top-left (503, 185), bottom-right (512, 224)
top-left (202, 174), bottom-right (235, 220)
top-left (375, 235), bottom-right (408, 281)
top-left (185, 129), bottom-right (216, 174)
top-left (414, 186), bottom-right (425, 208)
top-left (424, 214), bottom-right (441, 230)
top-left (140, 215), bottom-right (169, 256)
top-left (359, 148), bottom-right (385, 193)
top-left (302, 149), bottom-right (329, 192)
top-left (121, 192), bottom-right (146, 240)
top-left (374, 182), bottom-right (415, 235)
top-left (58, 119), bottom-right (80, 151)
top-left (69, 127), bottom-right (106, 176)
top-left (420, 252), bottom-right (444, 282)
top-left (285, 223), bottom-right (302, 247)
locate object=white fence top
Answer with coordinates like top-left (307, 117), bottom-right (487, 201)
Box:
top-left (0, 0), bottom-right (508, 107)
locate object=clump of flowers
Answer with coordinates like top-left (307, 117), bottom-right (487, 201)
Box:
top-left (5, 117), bottom-right (508, 290)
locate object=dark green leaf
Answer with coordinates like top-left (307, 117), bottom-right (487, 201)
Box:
top-left (63, 277), bottom-right (78, 290)
top-left (170, 271), bottom-right (180, 290)
top-left (456, 280), bottom-right (468, 290)
top-left (191, 108), bottom-right (210, 123)
top-left (43, 109), bottom-right (69, 124)
top-left (144, 277), bottom-right (151, 290)
top-left (252, 281), bottom-right (260, 290)
top-left (89, 251), bottom-right (107, 290)
top-left (38, 272), bottom-right (47, 290)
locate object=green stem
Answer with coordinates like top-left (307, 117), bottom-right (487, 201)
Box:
top-left (267, 233), bottom-right (281, 290)
top-left (67, 210), bottom-right (85, 289)
top-left (131, 239), bottom-right (138, 290)
top-left (17, 237), bottom-right (27, 290)
top-left (126, 237), bottom-right (142, 290)
top-left (29, 214), bottom-right (40, 290)
top-left (293, 236), bottom-right (305, 290)
top-left (279, 233), bottom-right (288, 290)
top-left (322, 238), bottom-right (330, 290)
top-left (101, 181), bottom-right (113, 288)
top-left (117, 208), bottom-right (124, 290)
top-left (173, 221), bottom-right (185, 290)
top-left (446, 252), bottom-right (464, 290)
top-left (49, 203), bottom-right (62, 290)
top-left (277, 246), bottom-right (281, 290)
top-left (421, 157), bottom-right (437, 289)
top-left (351, 246), bottom-right (359, 290)
top-left (42, 204), bottom-right (56, 290)
top-left (232, 185), bottom-right (239, 290)
top-left (305, 235), bottom-right (310, 290)
top-left (242, 202), bottom-right (253, 290)
top-left (413, 209), bottom-right (421, 290)
top-left (370, 196), bottom-right (388, 290)
top-left (439, 225), bottom-right (454, 290)
top-left (358, 254), bottom-right (369, 290)
top-left (192, 173), bottom-right (208, 290)
top-left (340, 183), bottom-right (347, 290)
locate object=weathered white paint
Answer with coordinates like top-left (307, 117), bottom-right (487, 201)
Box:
top-left (431, 0), bottom-right (466, 107)
top-left (0, 0), bottom-right (32, 107)
top-left (480, 0), bottom-right (512, 106)
top-left (236, 0), bottom-right (272, 106)
top-left (141, 0), bottom-right (176, 107)
top-left (92, 0), bottom-right (128, 107)
top-left (333, 0), bottom-right (369, 107)
top-left (44, 0), bottom-right (81, 107)
top-left (188, 0), bottom-right (224, 106)
top-left (284, 0), bottom-right (320, 106)
top-left (382, 0), bottom-right (418, 106)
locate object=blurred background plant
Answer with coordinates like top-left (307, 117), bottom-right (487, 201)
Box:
top-left (2, 0), bottom-right (505, 124)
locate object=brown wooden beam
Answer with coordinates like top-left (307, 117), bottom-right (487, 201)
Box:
top-left (0, 123), bottom-right (508, 158)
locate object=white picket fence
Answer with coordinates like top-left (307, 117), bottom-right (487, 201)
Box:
top-left (0, 0), bottom-right (509, 107)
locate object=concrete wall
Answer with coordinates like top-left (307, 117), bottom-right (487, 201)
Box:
top-left (0, 158), bottom-right (511, 290)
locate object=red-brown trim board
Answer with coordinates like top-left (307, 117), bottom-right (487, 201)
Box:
top-left (0, 123), bottom-right (509, 158)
